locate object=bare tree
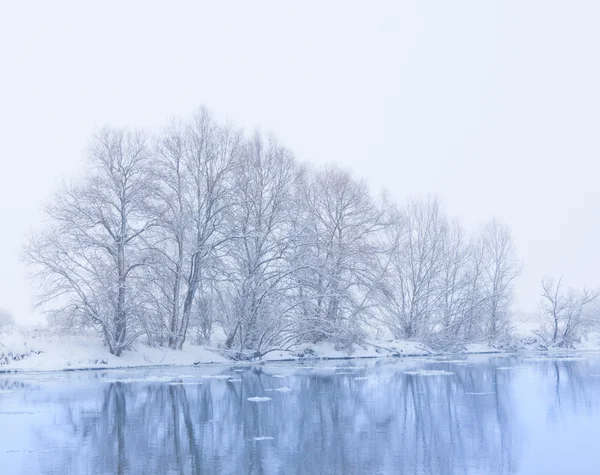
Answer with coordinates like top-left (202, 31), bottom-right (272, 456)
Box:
top-left (144, 118), bottom-right (192, 347)
top-left (294, 166), bottom-right (386, 346)
top-left (458, 236), bottom-right (487, 341)
top-left (25, 128), bottom-right (155, 356)
top-left (154, 109), bottom-right (242, 350)
top-left (537, 276), bottom-right (600, 347)
top-left (477, 220), bottom-right (521, 342)
top-left (379, 197), bottom-right (447, 339)
top-left (432, 220), bottom-right (475, 342)
top-left (222, 133), bottom-right (301, 354)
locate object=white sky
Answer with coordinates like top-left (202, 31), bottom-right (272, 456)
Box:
top-left (1, 0), bottom-right (599, 324)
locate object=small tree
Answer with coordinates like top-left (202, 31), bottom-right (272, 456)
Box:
top-left (537, 276), bottom-right (600, 347)
top-left (0, 308), bottom-right (14, 330)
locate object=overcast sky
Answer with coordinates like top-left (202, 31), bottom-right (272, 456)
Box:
top-left (1, 0), bottom-right (599, 324)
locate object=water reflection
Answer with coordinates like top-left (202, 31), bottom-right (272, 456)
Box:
top-left (2, 355), bottom-right (600, 475)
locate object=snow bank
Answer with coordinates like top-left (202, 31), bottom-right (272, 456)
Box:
top-left (0, 329), bottom-right (228, 373)
top-left (576, 332), bottom-right (600, 351)
top-left (0, 329), bottom-right (502, 374)
top-left (462, 343), bottom-right (498, 354)
top-left (4, 326), bottom-right (599, 375)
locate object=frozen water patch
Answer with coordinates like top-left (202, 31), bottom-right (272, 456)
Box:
top-left (0, 390), bottom-right (13, 394)
top-left (353, 376), bottom-right (391, 381)
top-left (4, 449), bottom-right (55, 454)
top-left (227, 379), bottom-right (242, 382)
top-left (247, 396), bottom-right (272, 402)
top-left (270, 374), bottom-right (286, 378)
top-left (265, 387), bottom-right (291, 393)
top-left (253, 436), bottom-right (274, 441)
top-left (0, 411), bottom-right (39, 415)
top-left (101, 375), bottom-right (182, 384)
top-left (101, 378), bottom-right (173, 384)
top-left (168, 382), bottom-right (202, 386)
top-left (431, 360), bottom-right (468, 364)
top-left (524, 357), bottom-right (585, 362)
top-left (465, 392), bottom-right (496, 395)
top-left (404, 370), bottom-right (454, 376)
top-left (201, 375), bottom-right (233, 380)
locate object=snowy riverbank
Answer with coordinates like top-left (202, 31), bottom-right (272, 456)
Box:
top-left (2, 328), bottom-right (600, 373)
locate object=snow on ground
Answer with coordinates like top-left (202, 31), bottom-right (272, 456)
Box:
top-left (0, 330), bottom-right (447, 373)
top-left (463, 343), bottom-right (498, 354)
top-left (577, 332), bottom-right (600, 351)
top-left (2, 326), bottom-right (600, 374)
top-left (0, 330), bottom-right (228, 372)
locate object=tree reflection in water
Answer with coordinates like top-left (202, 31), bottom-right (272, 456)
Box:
top-left (8, 356), bottom-right (600, 475)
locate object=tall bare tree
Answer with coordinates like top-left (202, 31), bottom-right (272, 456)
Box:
top-left (478, 220), bottom-right (521, 342)
top-left (379, 197), bottom-right (447, 339)
top-left (153, 109), bottom-right (243, 349)
top-left (294, 166), bottom-right (386, 345)
top-left (26, 128), bottom-right (155, 355)
top-left (433, 220), bottom-right (474, 341)
top-left (222, 134), bottom-right (301, 354)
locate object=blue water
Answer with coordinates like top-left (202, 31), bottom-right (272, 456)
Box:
top-left (1, 353), bottom-right (600, 474)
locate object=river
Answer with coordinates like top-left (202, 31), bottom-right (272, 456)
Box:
top-left (1, 353), bottom-right (600, 474)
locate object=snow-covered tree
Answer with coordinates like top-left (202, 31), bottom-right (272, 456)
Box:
top-left (477, 220), bottom-right (521, 342)
top-left (221, 133), bottom-right (302, 355)
top-left (26, 128), bottom-right (155, 355)
top-left (537, 276), bottom-right (600, 347)
top-left (146, 108), bottom-right (243, 349)
top-left (379, 197), bottom-right (447, 339)
top-left (293, 165), bottom-right (386, 346)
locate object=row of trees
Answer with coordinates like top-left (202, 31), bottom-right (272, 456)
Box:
top-left (26, 108), bottom-right (523, 356)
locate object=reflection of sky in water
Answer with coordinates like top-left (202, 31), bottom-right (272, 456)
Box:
top-left (1, 354), bottom-right (600, 475)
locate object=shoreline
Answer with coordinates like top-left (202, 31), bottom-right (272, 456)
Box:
top-left (3, 329), bottom-right (599, 375)
top-left (3, 345), bottom-right (595, 376)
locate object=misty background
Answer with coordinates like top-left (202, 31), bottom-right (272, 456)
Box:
top-left (1, 0), bottom-right (599, 325)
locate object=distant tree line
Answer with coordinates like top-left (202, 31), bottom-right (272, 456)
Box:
top-left (26, 107), bottom-right (525, 356)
